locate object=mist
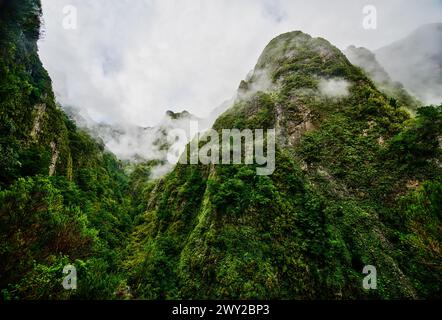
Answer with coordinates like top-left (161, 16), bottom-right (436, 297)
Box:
top-left (38, 0), bottom-right (442, 128)
top-left (37, 1), bottom-right (442, 177)
top-left (375, 23), bottom-right (442, 105)
top-left (319, 78), bottom-right (350, 98)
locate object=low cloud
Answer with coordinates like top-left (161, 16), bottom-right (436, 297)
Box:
top-left (236, 68), bottom-right (275, 101)
top-left (318, 78), bottom-right (350, 98)
top-left (38, 0), bottom-right (442, 128)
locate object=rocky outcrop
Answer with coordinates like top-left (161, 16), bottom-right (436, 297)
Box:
top-left (30, 103), bottom-right (46, 139)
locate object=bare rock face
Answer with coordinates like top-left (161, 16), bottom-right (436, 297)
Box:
top-left (286, 106), bottom-right (315, 146)
top-left (30, 103), bottom-right (46, 139)
top-left (275, 102), bottom-right (314, 147)
top-left (49, 141), bottom-right (59, 176)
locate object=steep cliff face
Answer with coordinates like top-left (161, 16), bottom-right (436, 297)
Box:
top-left (0, 0), bottom-right (68, 183)
top-left (0, 0), bottom-right (133, 299)
top-left (1, 1), bottom-right (441, 300)
top-left (125, 32), bottom-right (442, 299)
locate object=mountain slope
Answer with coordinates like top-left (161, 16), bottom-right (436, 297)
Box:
top-left (65, 106), bottom-right (201, 170)
top-left (0, 0), bottom-right (133, 299)
top-left (375, 23), bottom-right (442, 105)
top-left (125, 32), bottom-right (442, 299)
top-left (345, 45), bottom-right (420, 111)
top-left (1, 1), bottom-right (441, 300)
top-left (65, 104), bottom-right (231, 180)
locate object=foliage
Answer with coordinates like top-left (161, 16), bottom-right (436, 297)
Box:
top-left (0, 1), bottom-right (133, 299)
top-left (123, 32), bottom-right (442, 299)
top-left (1, 4), bottom-right (441, 300)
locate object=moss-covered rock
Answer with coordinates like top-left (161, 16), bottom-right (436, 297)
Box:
top-left (125, 31), bottom-right (441, 299)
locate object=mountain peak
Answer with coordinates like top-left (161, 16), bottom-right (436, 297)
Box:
top-left (2, 0), bottom-right (441, 300)
top-left (233, 30), bottom-right (363, 108)
top-left (165, 110), bottom-right (193, 120)
top-left (375, 23), bottom-right (442, 105)
top-left (254, 31), bottom-right (341, 73)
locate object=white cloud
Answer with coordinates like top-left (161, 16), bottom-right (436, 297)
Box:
top-left (38, 0), bottom-right (442, 127)
top-left (319, 78), bottom-right (350, 98)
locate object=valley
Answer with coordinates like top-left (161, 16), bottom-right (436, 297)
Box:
top-left (0, 0), bottom-right (441, 300)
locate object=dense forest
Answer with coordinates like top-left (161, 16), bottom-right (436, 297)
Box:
top-left (0, 0), bottom-right (133, 299)
top-left (0, 0), bottom-right (441, 299)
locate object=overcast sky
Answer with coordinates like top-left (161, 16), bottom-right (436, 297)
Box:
top-left (38, 0), bottom-right (442, 127)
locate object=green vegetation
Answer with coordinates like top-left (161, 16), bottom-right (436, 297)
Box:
top-left (0, 0), bottom-right (132, 299)
top-left (344, 45), bottom-right (421, 112)
top-left (0, 2), bottom-right (440, 300)
top-left (123, 32), bottom-right (441, 299)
